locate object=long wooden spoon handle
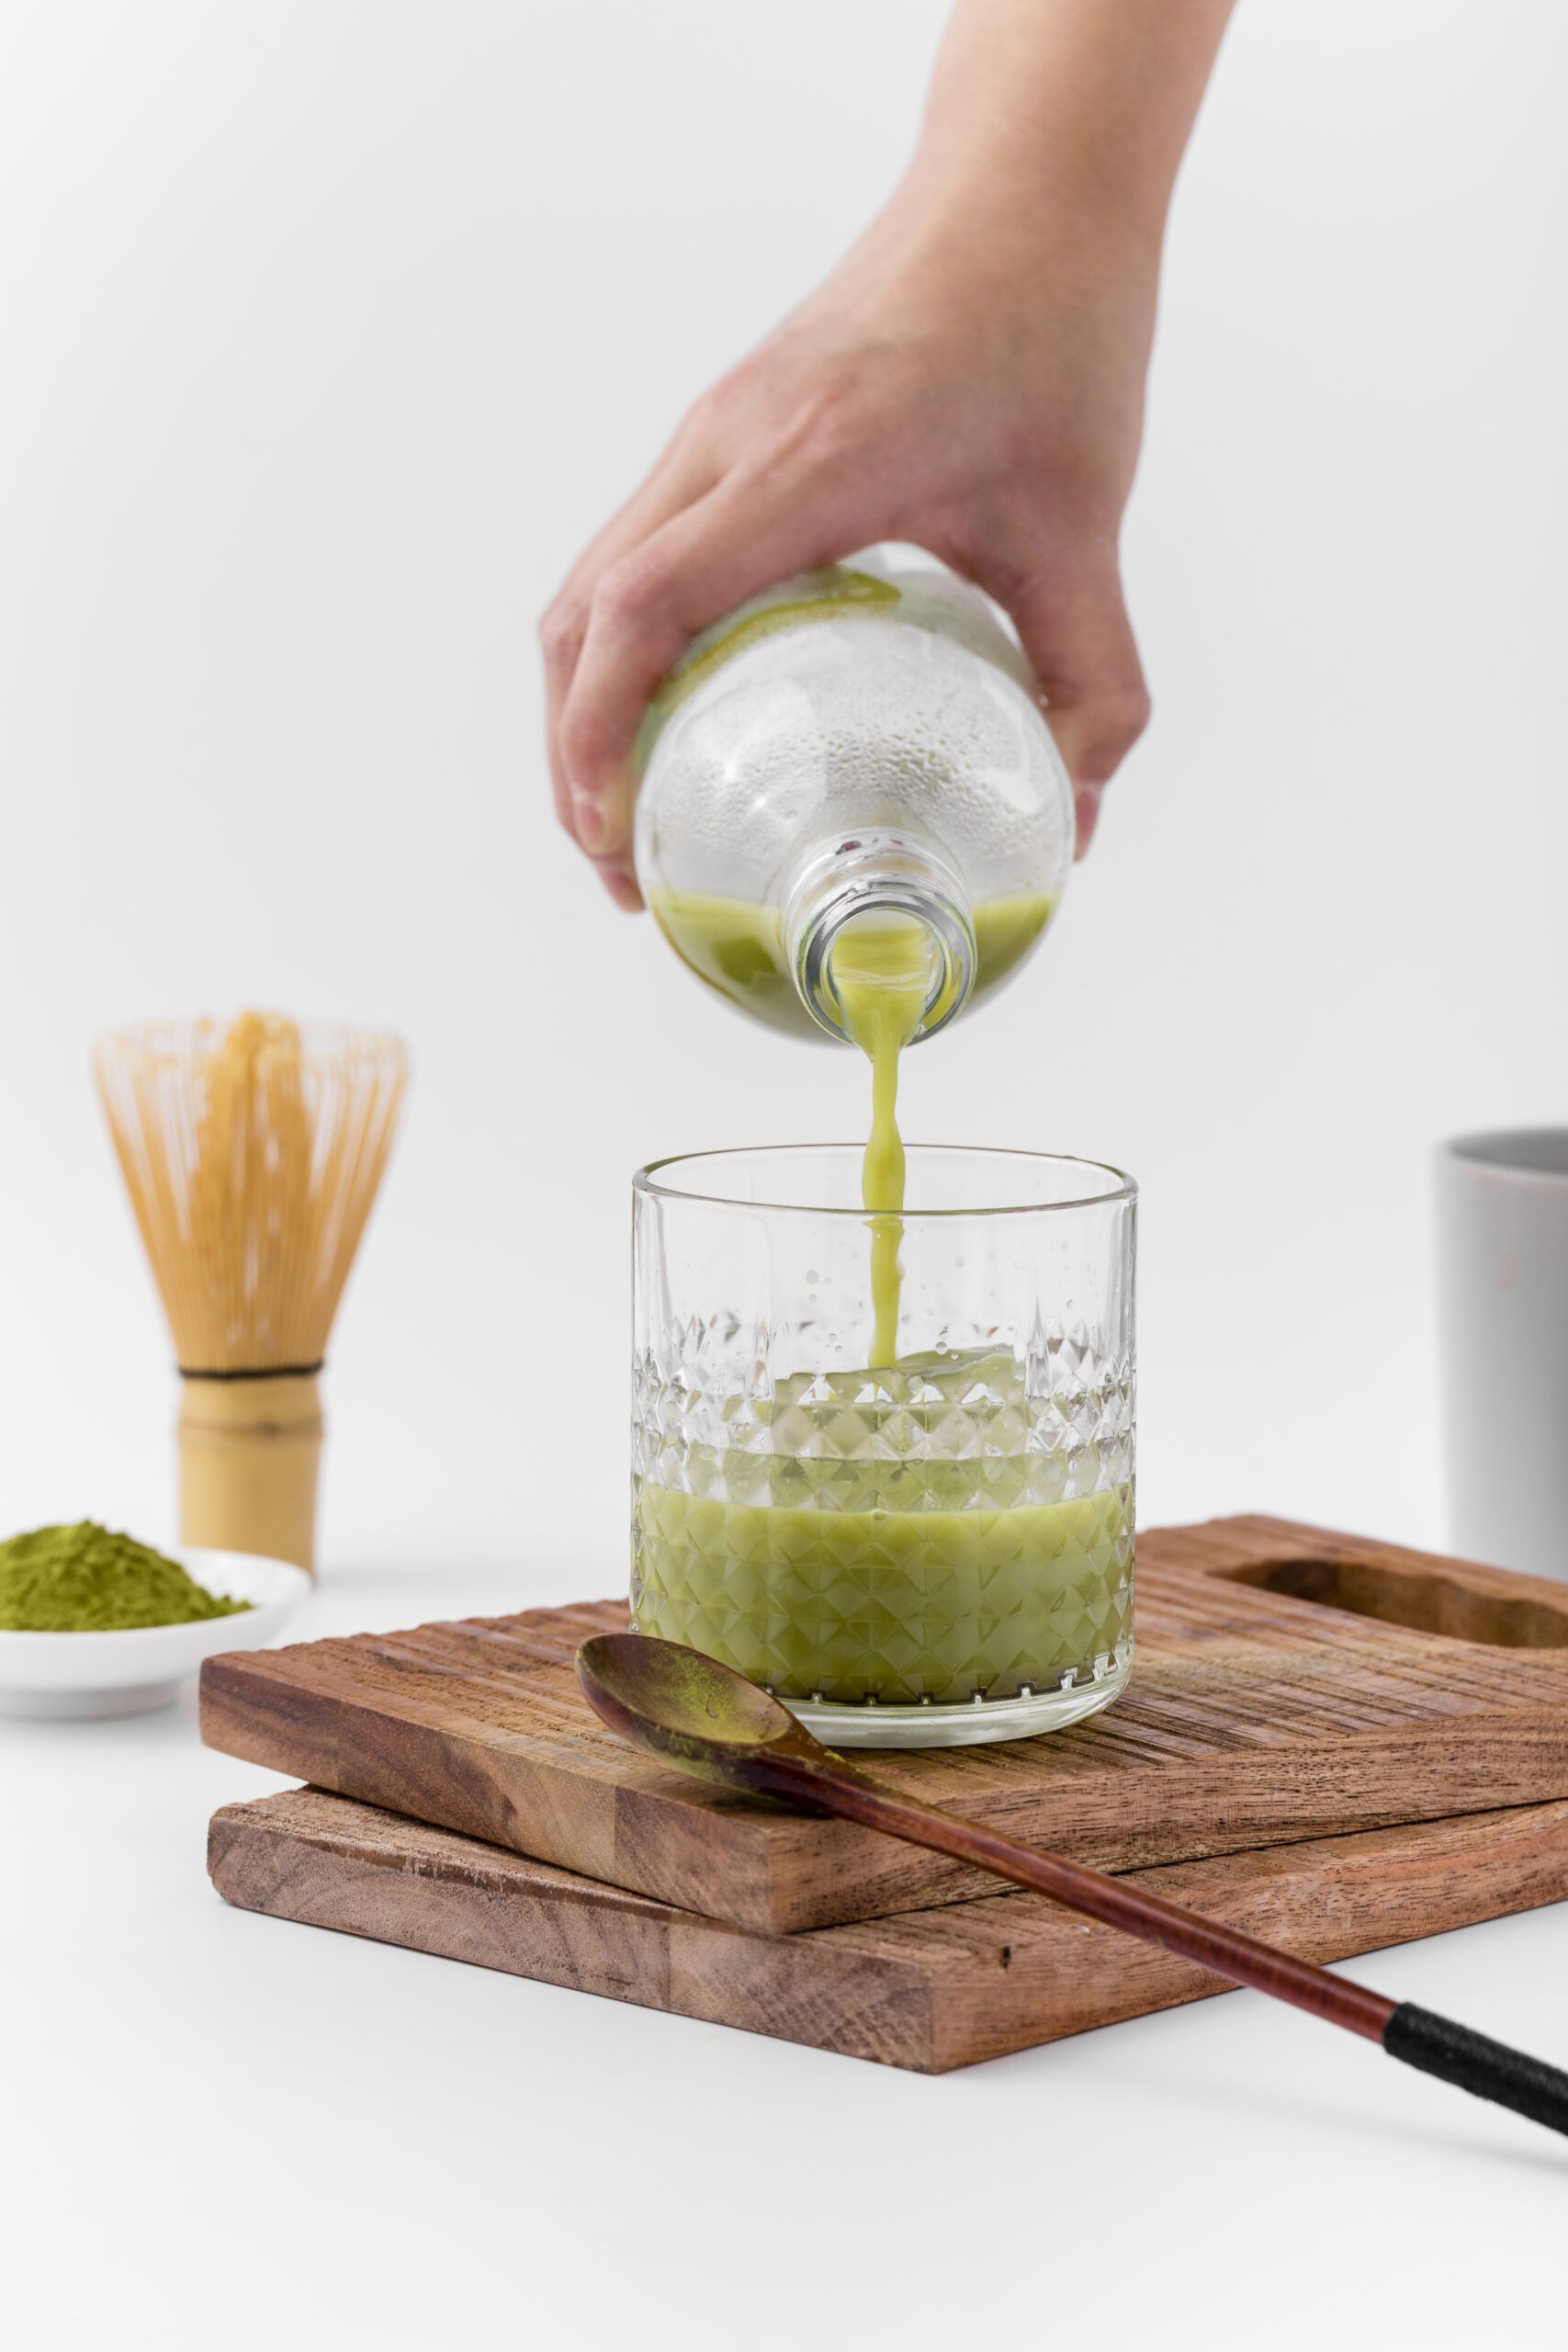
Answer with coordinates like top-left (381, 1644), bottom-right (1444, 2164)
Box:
top-left (760, 1752), bottom-right (1568, 2137)
top-left (763, 1754), bottom-right (1393, 2035)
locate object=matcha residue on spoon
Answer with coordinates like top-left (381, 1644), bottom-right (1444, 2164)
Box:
top-left (0, 1521), bottom-right (254, 1631)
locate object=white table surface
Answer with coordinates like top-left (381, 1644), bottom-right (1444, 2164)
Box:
top-left (5, 1552), bottom-right (1565, 2352)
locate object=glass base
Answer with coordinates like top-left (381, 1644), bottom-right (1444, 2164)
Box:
top-left (784, 1647), bottom-right (1133, 1750)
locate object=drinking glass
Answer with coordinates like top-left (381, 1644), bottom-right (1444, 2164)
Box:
top-left (631, 1145), bottom-right (1136, 1748)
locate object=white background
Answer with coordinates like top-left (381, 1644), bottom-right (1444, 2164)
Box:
top-left (2, 3), bottom-right (1565, 2344)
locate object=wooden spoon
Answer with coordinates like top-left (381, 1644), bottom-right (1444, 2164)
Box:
top-left (577, 1632), bottom-right (1568, 2138)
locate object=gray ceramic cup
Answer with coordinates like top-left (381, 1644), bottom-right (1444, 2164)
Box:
top-left (1436, 1130), bottom-right (1568, 1580)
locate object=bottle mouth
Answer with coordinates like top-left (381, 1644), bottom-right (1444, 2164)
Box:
top-left (785, 835), bottom-right (977, 1046)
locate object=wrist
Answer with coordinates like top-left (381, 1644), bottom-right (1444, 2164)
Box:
top-left (893, 0), bottom-right (1235, 286)
top-left (894, 131), bottom-right (1170, 283)
top-left (855, 162), bottom-right (1163, 345)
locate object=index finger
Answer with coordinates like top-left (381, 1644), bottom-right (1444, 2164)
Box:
top-left (540, 446), bottom-right (717, 858)
top-left (557, 478), bottom-right (865, 865)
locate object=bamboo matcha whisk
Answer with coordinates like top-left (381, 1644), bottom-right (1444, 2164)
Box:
top-left (95, 1013), bottom-right (408, 1572)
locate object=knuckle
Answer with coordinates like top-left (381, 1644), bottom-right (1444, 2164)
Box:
top-left (684, 371), bottom-right (742, 435)
top-left (755, 373), bottom-right (871, 479)
top-left (558, 704), bottom-right (615, 786)
top-left (1082, 685), bottom-right (1152, 782)
top-left (592, 549), bottom-right (671, 633)
top-left (537, 596), bottom-right (586, 670)
top-left (1113, 681), bottom-right (1153, 745)
top-left (798, 377), bottom-right (869, 457)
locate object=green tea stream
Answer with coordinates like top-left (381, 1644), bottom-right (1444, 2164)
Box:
top-left (649, 885), bottom-right (1055, 1369)
top-left (825, 910), bottom-right (929, 1367)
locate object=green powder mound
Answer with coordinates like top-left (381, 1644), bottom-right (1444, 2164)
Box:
top-left (0, 1521), bottom-right (254, 1632)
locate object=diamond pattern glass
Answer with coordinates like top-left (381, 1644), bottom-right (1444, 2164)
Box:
top-left (631, 1147), bottom-right (1136, 1748)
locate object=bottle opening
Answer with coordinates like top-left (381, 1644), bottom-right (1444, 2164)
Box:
top-left (786, 835), bottom-right (977, 1046)
top-left (824, 908), bottom-right (946, 1054)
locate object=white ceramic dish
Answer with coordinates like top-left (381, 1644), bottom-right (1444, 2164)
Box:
top-left (0, 1546), bottom-right (310, 1719)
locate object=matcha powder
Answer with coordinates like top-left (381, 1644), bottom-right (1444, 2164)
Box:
top-left (0, 1521), bottom-right (254, 1632)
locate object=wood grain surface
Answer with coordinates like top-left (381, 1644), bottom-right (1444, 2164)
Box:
top-left (199, 1516), bottom-right (1568, 1934)
top-left (208, 1785), bottom-right (1568, 2073)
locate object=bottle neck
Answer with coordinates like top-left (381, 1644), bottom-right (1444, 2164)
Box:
top-left (783, 833), bottom-right (977, 1046)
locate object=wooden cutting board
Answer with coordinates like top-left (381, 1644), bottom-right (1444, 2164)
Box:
top-left (200, 1516), bottom-right (1568, 1934)
top-left (208, 1785), bottom-right (1568, 2072)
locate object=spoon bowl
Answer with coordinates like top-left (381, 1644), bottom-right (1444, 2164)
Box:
top-left (577, 1633), bottom-right (835, 1796)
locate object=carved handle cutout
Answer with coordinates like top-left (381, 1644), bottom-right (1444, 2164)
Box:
top-left (1222, 1555), bottom-right (1568, 1650)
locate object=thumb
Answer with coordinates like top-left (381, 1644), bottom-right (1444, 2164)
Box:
top-left (1002, 555), bottom-right (1149, 855)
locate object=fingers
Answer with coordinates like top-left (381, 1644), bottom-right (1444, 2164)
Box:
top-left (540, 435), bottom-right (720, 906)
top-left (991, 550), bottom-right (1150, 857)
top-left (554, 474), bottom-right (861, 872)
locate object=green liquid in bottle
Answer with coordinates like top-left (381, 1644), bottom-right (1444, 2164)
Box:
top-left (648, 888), bottom-right (1057, 1046)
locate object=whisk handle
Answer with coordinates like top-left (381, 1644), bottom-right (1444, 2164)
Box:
top-left (178, 1371), bottom-right (322, 1574)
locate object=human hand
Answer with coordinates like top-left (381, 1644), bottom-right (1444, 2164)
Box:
top-left (542, 220), bottom-right (1151, 906)
top-left (541, 0), bottom-right (1231, 907)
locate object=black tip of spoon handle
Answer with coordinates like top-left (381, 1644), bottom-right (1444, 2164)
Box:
top-left (1383, 2001), bottom-right (1568, 2140)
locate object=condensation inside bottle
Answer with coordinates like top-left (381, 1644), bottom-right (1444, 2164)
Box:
top-left (637, 547), bottom-right (1074, 1042)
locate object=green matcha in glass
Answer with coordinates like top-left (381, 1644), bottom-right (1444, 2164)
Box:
top-left (631, 1145), bottom-right (1135, 1749)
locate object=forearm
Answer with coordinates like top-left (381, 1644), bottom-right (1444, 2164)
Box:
top-left (898, 0), bottom-right (1235, 267)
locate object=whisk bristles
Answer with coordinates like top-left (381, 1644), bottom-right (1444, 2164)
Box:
top-left (95, 1013), bottom-right (408, 1374)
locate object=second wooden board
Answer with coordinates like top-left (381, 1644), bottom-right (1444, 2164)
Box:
top-left (209, 1786), bottom-right (1568, 2073)
top-left (200, 1516), bottom-right (1568, 1934)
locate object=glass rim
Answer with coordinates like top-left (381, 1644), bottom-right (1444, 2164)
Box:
top-left (633, 1142), bottom-right (1136, 1220)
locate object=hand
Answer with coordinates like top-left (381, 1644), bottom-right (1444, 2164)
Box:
top-left (542, 215), bottom-right (1153, 906)
top-left (541, 0), bottom-right (1232, 907)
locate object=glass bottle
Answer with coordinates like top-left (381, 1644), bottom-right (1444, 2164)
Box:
top-left (633, 545), bottom-right (1075, 1046)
